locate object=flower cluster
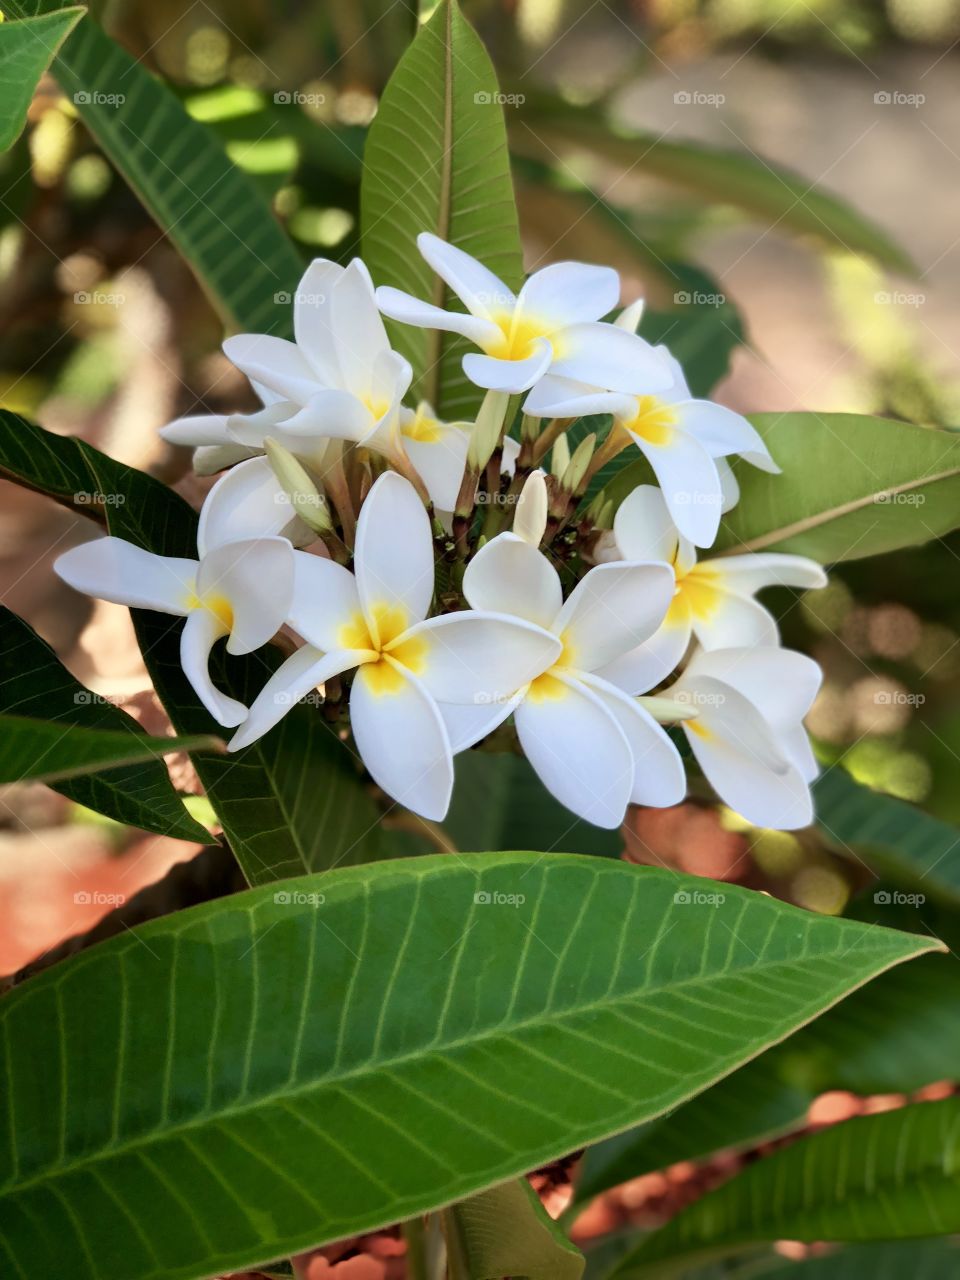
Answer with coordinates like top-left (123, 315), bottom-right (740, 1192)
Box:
top-left (56, 236), bottom-right (826, 830)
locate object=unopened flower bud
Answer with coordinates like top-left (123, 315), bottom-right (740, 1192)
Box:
top-left (615, 296), bottom-right (645, 333)
top-left (513, 470), bottom-right (548, 546)
top-left (560, 433), bottom-right (595, 494)
top-left (637, 695), bottom-right (698, 724)
top-left (550, 434), bottom-right (570, 479)
top-left (466, 390), bottom-right (510, 471)
top-left (264, 437), bottom-right (332, 535)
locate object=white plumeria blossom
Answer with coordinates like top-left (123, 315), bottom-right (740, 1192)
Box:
top-left (454, 488), bottom-right (684, 827)
top-left (664, 646), bottom-right (822, 830)
top-left (524, 311), bottom-right (780, 546)
top-left (398, 400), bottom-right (520, 512)
top-left (375, 232), bottom-right (671, 396)
top-left (54, 458), bottom-right (298, 728)
top-left (229, 472), bottom-right (561, 821)
top-left (599, 485), bottom-right (828, 692)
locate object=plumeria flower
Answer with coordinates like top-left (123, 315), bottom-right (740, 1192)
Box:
top-left (375, 233), bottom-right (670, 395)
top-left (398, 401), bottom-right (520, 513)
top-left (599, 485), bottom-right (827, 692)
top-left (663, 646), bottom-right (821, 830)
top-left (54, 458), bottom-right (298, 728)
top-left (451, 481), bottom-right (685, 828)
top-left (525, 327), bottom-right (779, 547)
top-left (229, 473), bottom-right (561, 820)
top-left (161, 257), bottom-right (412, 474)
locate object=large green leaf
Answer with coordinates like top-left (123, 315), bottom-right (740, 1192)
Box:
top-left (0, 7), bottom-right (83, 152)
top-left (0, 411), bottom-right (384, 884)
top-left (361, 0), bottom-right (522, 418)
top-left (0, 712), bottom-right (219, 785)
top-left (444, 1179), bottom-right (584, 1279)
top-left (517, 98), bottom-right (914, 275)
top-left (610, 1097), bottom-right (960, 1277)
top-left (0, 854), bottom-right (935, 1279)
top-left (656, 1239), bottom-right (960, 1280)
top-left (0, 605), bottom-right (212, 842)
top-left (4, 0), bottom-right (303, 335)
top-left (814, 765), bottom-right (960, 907)
top-left (446, 751), bottom-right (623, 858)
top-left (714, 412), bottom-right (960, 561)
top-left (573, 949), bottom-right (960, 1209)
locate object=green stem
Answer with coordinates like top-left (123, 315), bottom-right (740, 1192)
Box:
top-left (404, 1215), bottom-right (430, 1280)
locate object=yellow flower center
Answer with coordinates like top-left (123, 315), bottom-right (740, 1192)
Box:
top-left (361, 393), bottom-right (390, 422)
top-left (185, 590), bottom-right (234, 632)
top-left (526, 630), bottom-right (576, 703)
top-left (622, 396), bottom-right (678, 446)
top-left (339, 601), bottom-right (430, 697)
top-left (669, 566), bottom-right (722, 625)
top-left (402, 406), bottom-right (444, 444)
top-left (485, 309), bottom-right (559, 363)
top-left (686, 718), bottom-right (714, 742)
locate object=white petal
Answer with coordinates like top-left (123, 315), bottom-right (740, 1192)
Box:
top-left (673, 671), bottom-right (791, 771)
top-left (462, 341), bottom-right (552, 393)
top-left (613, 485), bottom-right (679, 563)
top-left (269, 390), bottom-right (373, 450)
top-left (286, 551), bottom-right (364, 649)
top-left (376, 286), bottom-right (502, 349)
top-left (516, 261), bottom-right (620, 328)
top-left (222, 334), bottom-right (319, 404)
top-left (685, 647), bottom-right (822, 730)
top-left (292, 259), bottom-right (342, 383)
top-left (402, 612), bottom-right (560, 704)
top-left (193, 443), bottom-right (259, 476)
top-left (515, 672), bottom-right (634, 828)
top-left (630, 428), bottom-right (723, 549)
top-left (180, 607), bottom-right (248, 729)
top-left (690, 589), bottom-right (779, 651)
top-left (226, 402), bottom-right (300, 448)
top-left (463, 532), bottom-right (563, 629)
top-left (550, 323), bottom-right (672, 395)
top-left (513, 471), bottom-right (548, 546)
top-left (652, 346), bottom-right (692, 399)
top-left (55, 537), bottom-right (195, 614)
top-left (436, 693), bottom-right (521, 754)
top-left (417, 232), bottom-right (515, 318)
top-left (615, 297), bottom-right (645, 332)
top-left (332, 259), bottom-right (392, 395)
top-left (350, 662), bottom-right (453, 820)
top-left (160, 414), bottom-right (231, 447)
top-left (708, 553), bottom-right (828, 596)
top-left (402, 425), bottom-right (469, 513)
top-left (680, 401), bottom-right (780, 473)
top-left (198, 456), bottom-right (308, 555)
top-left (196, 538), bottom-right (295, 656)
top-left (580, 673), bottom-right (686, 806)
top-left (597, 604), bottom-right (692, 695)
top-left (554, 561), bottom-right (675, 672)
top-left (523, 374), bottom-right (635, 421)
top-left (717, 456), bottom-right (740, 512)
top-left (229, 647), bottom-right (361, 751)
top-left (355, 472), bottom-right (434, 637)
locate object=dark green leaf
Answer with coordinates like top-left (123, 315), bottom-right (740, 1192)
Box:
top-left (0, 7), bottom-right (83, 152)
top-left (444, 1179), bottom-right (584, 1279)
top-left (0, 605), bottom-right (212, 842)
top-left (0, 854), bottom-right (935, 1279)
top-left (361, 0), bottom-right (522, 417)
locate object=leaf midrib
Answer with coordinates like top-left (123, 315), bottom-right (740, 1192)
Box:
top-left (1, 934), bottom-right (924, 1199)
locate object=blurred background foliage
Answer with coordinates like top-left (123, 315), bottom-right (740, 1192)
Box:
top-left (2, 0), bottom-right (960, 943)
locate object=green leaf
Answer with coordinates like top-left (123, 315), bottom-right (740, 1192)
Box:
top-left (0, 605), bottom-right (212, 842)
top-left (519, 98), bottom-right (914, 275)
top-left (814, 765), bottom-right (960, 907)
top-left (0, 7), bottom-right (84, 152)
top-left (446, 750), bottom-right (624, 857)
top-left (0, 712), bottom-right (220, 785)
top-left (0, 410), bottom-right (384, 884)
top-left (361, 0), bottom-right (522, 418)
top-left (0, 855), bottom-right (936, 1280)
top-left (444, 1179), bottom-right (584, 1279)
top-left (4, 0), bottom-right (303, 335)
top-left (573, 948), bottom-right (960, 1210)
top-left (610, 1096), bottom-right (960, 1277)
top-left (714, 412), bottom-right (960, 561)
top-left (698, 1239), bottom-right (960, 1279)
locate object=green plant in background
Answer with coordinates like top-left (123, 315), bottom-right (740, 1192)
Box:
top-left (1, 3), bottom-right (960, 1279)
